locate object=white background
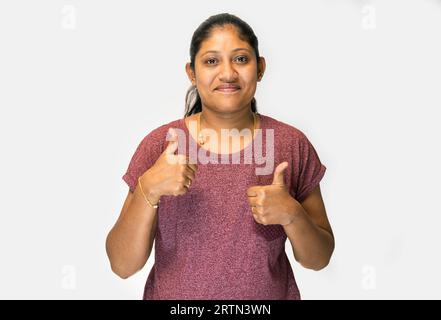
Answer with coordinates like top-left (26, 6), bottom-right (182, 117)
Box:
top-left (1, 0), bottom-right (440, 299)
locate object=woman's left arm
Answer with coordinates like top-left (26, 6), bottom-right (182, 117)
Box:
top-left (283, 185), bottom-right (335, 271)
top-left (246, 162), bottom-right (334, 271)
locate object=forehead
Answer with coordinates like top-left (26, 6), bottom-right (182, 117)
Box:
top-left (198, 25), bottom-right (252, 53)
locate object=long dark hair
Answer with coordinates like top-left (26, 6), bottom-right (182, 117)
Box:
top-left (184, 13), bottom-right (260, 117)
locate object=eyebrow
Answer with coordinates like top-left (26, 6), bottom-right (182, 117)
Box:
top-left (200, 48), bottom-right (251, 56)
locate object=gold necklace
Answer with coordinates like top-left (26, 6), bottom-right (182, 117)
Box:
top-left (197, 112), bottom-right (258, 146)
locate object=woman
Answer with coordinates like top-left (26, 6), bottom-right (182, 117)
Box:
top-left (106, 13), bottom-right (334, 300)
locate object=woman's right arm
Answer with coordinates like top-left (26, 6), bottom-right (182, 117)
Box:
top-left (105, 177), bottom-right (160, 279)
top-left (106, 128), bottom-right (197, 279)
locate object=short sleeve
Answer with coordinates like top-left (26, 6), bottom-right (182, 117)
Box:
top-left (294, 132), bottom-right (327, 203)
top-left (122, 129), bottom-right (164, 193)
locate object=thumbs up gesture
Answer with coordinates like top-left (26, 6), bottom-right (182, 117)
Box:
top-left (138, 128), bottom-right (197, 202)
top-left (246, 162), bottom-right (299, 226)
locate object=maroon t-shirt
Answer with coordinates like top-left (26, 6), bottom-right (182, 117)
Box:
top-left (122, 113), bottom-right (326, 300)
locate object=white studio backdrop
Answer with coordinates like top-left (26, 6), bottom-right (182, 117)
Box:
top-left (0, 0), bottom-right (440, 299)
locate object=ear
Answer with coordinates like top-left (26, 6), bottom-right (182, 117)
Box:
top-left (257, 57), bottom-right (266, 82)
top-left (185, 62), bottom-right (196, 86)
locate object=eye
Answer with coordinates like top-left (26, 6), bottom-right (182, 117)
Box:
top-left (205, 58), bottom-right (218, 65)
top-left (235, 56), bottom-right (249, 63)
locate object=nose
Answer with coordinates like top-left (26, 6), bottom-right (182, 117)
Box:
top-left (219, 61), bottom-right (238, 82)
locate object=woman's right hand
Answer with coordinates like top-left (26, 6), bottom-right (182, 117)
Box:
top-left (138, 128), bottom-right (197, 202)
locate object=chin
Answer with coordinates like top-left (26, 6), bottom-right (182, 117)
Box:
top-left (215, 104), bottom-right (244, 113)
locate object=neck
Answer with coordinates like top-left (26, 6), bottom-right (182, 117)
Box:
top-left (200, 107), bottom-right (255, 134)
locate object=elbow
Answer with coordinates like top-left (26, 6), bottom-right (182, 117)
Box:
top-left (298, 249), bottom-right (334, 271)
top-left (106, 241), bottom-right (138, 279)
top-left (107, 252), bottom-right (147, 279)
top-left (110, 262), bottom-right (137, 279)
top-left (297, 235), bottom-right (335, 271)
top-left (311, 259), bottom-right (331, 271)
top-left (105, 232), bottom-right (149, 279)
top-left (308, 237), bottom-right (335, 271)
top-left (300, 258), bottom-right (331, 271)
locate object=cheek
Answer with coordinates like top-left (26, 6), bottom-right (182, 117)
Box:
top-left (247, 70), bottom-right (259, 83)
top-left (242, 78), bottom-right (257, 95)
top-left (196, 74), bottom-right (216, 92)
top-left (241, 68), bottom-right (258, 89)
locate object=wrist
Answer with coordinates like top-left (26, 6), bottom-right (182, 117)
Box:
top-left (137, 176), bottom-right (161, 205)
top-left (284, 197), bottom-right (306, 226)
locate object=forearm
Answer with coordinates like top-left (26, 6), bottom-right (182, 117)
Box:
top-left (106, 185), bottom-right (158, 278)
top-left (283, 204), bottom-right (334, 271)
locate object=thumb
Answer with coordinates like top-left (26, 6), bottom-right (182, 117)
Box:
top-left (272, 161), bottom-right (288, 186)
top-left (164, 128), bottom-right (179, 155)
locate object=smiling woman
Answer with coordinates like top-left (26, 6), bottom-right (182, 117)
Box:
top-left (184, 17), bottom-right (264, 118)
top-left (106, 13), bottom-right (334, 300)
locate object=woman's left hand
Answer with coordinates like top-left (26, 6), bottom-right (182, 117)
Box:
top-left (246, 162), bottom-right (301, 226)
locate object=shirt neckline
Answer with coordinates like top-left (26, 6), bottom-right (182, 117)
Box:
top-left (179, 113), bottom-right (265, 158)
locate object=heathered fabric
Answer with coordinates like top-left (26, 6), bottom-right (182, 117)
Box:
top-left (122, 113), bottom-right (326, 300)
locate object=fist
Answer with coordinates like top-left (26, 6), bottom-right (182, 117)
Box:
top-left (139, 128), bottom-right (197, 201)
top-left (246, 161), bottom-right (298, 226)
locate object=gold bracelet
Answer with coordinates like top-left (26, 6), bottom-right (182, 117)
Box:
top-left (138, 177), bottom-right (160, 209)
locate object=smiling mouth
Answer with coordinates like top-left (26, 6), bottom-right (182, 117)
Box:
top-left (215, 88), bottom-right (241, 94)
